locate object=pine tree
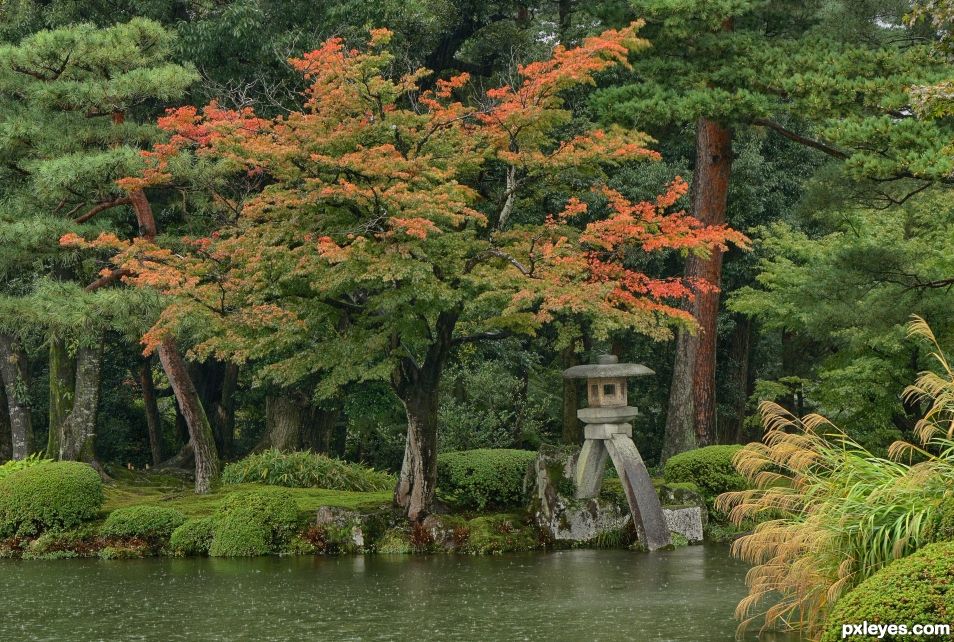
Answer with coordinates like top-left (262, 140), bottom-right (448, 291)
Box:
top-left (590, 1), bottom-right (953, 459)
top-left (0, 19), bottom-right (196, 465)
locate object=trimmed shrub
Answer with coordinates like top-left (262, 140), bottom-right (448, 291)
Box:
top-left (221, 449), bottom-right (394, 491)
top-left (169, 517), bottom-right (216, 556)
top-left (101, 506), bottom-right (187, 544)
top-left (821, 542), bottom-right (954, 642)
top-left (0, 454), bottom-right (52, 482)
top-left (209, 488), bottom-right (299, 557)
top-left (0, 461), bottom-right (103, 537)
top-left (664, 445), bottom-right (746, 501)
top-left (437, 449), bottom-right (536, 510)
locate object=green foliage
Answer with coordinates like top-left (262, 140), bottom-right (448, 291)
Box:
top-left (0, 461), bottom-right (103, 537)
top-left (0, 453), bottom-right (51, 481)
top-left (664, 445), bottom-right (746, 501)
top-left (208, 488), bottom-right (299, 557)
top-left (821, 542), bottom-right (954, 642)
top-left (436, 449), bottom-right (536, 510)
top-left (169, 517), bottom-right (216, 556)
top-left (100, 505), bottom-right (186, 543)
top-left (221, 449), bottom-right (395, 492)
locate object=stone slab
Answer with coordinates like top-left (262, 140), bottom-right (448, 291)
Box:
top-left (583, 423), bottom-right (632, 440)
top-left (663, 506), bottom-right (704, 543)
top-left (577, 406), bottom-right (638, 424)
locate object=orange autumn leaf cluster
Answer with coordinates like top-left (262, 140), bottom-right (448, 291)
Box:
top-left (64, 23), bottom-right (747, 361)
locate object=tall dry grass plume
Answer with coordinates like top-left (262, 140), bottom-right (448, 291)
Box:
top-left (718, 316), bottom-right (954, 639)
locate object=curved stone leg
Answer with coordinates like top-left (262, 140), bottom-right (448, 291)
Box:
top-left (605, 434), bottom-right (671, 551)
top-left (575, 439), bottom-right (609, 499)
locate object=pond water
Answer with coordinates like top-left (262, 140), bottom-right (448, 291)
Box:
top-left (0, 545), bottom-right (800, 641)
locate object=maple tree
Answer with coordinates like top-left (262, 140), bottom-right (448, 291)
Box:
top-left (67, 24), bottom-right (746, 517)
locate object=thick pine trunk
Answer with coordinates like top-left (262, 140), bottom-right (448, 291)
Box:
top-left (561, 346), bottom-right (582, 445)
top-left (138, 360), bottom-right (163, 466)
top-left (48, 339), bottom-right (75, 457)
top-left (263, 394), bottom-right (303, 451)
top-left (661, 117), bottom-right (732, 460)
top-left (157, 338), bottom-right (219, 493)
top-left (0, 334), bottom-right (33, 459)
top-left (394, 385), bottom-right (440, 522)
top-left (59, 342), bottom-right (103, 463)
top-left (0, 385), bottom-right (11, 463)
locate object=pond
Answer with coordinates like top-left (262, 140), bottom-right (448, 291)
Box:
top-left (0, 545), bottom-right (800, 641)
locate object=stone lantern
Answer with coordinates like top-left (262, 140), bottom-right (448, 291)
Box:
top-left (563, 354), bottom-right (671, 551)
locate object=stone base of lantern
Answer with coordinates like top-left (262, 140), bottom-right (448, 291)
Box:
top-left (574, 425), bottom-right (671, 552)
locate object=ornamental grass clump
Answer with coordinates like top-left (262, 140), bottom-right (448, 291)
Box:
top-left (719, 317), bottom-right (954, 639)
top-left (221, 449), bottom-right (394, 492)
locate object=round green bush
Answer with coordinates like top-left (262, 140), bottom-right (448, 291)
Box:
top-left (209, 488), bottom-right (299, 557)
top-left (169, 517), bottom-right (216, 556)
top-left (437, 449), bottom-right (536, 510)
top-left (663, 445), bottom-right (746, 501)
top-left (101, 506), bottom-right (187, 544)
top-left (0, 461), bottom-right (103, 537)
top-left (221, 449), bottom-right (394, 491)
top-left (821, 542), bottom-right (954, 642)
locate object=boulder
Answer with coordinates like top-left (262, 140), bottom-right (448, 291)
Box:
top-left (527, 445), bottom-right (706, 546)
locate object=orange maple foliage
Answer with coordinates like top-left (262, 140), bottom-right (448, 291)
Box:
top-left (64, 24), bottom-right (747, 373)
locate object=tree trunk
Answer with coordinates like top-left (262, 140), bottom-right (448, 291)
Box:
top-left (0, 385), bottom-right (11, 463)
top-left (157, 338), bottom-right (219, 493)
top-left (394, 385), bottom-right (440, 522)
top-left (213, 363), bottom-right (238, 458)
top-left (661, 117), bottom-right (732, 459)
top-left (729, 315), bottom-right (753, 444)
top-left (263, 394), bottom-right (303, 451)
top-left (59, 342), bottom-right (104, 463)
top-left (0, 334), bottom-right (32, 459)
top-left (48, 338), bottom-right (75, 458)
top-left (392, 310), bottom-right (457, 521)
top-left (561, 345), bottom-right (582, 445)
top-left (138, 360), bottom-right (163, 466)
top-left (303, 403), bottom-right (339, 453)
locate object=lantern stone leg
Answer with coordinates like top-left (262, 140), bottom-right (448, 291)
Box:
top-left (604, 433), bottom-right (671, 551)
top-left (575, 438), bottom-right (609, 498)
top-left (564, 354), bottom-right (671, 552)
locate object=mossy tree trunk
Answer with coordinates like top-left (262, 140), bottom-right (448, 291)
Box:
top-left (212, 362), bottom-right (238, 459)
top-left (0, 385), bottom-right (11, 463)
top-left (48, 338), bottom-right (75, 458)
top-left (157, 337), bottom-right (220, 493)
top-left (0, 333), bottom-right (33, 459)
top-left (59, 341), bottom-right (103, 464)
top-left (138, 359), bottom-right (163, 466)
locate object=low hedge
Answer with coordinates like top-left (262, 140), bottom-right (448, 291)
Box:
top-left (437, 449), bottom-right (536, 510)
top-left (221, 449), bottom-right (394, 492)
top-left (169, 517), bottom-right (216, 556)
top-left (821, 542), bottom-right (954, 642)
top-left (101, 506), bottom-right (187, 544)
top-left (0, 461), bottom-right (103, 537)
top-left (663, 445), bottom-right (746, 502)
top-left (209, 488), bottom-right (299, 557)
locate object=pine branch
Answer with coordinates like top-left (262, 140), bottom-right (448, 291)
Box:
top-left (85, 268), bottom-right (133, 292)
top-left (752, 118), bottom-right (849, 160)
top-left (73, 197), bottom-right (132, 224)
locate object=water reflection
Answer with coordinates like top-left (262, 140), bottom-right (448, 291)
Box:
top-left (0, 546), bottom-right (801, 641)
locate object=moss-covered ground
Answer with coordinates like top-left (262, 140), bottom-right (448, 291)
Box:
top-left (101, 468), bottom-right (391, 520)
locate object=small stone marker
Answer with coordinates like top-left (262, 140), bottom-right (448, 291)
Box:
top-left (564, 354), bottom-right (671, 551)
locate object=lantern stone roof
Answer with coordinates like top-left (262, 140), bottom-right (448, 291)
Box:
top-left (562, 354), bottom-right (655, 379)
